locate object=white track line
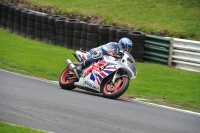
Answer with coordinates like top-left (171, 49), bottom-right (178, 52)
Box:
top-left (134, 99), bottom-right (200, 116)
top-left (1, 69), bottom-right (200, 116)
top-left (0, 69), bottom-right (59, 85)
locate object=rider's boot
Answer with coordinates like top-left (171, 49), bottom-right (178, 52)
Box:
top-left (76, 60), bottom-right (91, 73)
top-left (76, 62), bottom-right (84, 74)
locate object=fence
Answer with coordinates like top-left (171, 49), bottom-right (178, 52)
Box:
top-left (143, 35), bottom-right (200, 73)
top-left (143, 34), bottom-right (172, 65)
top-left (170, 38), bottom-right (200, 72)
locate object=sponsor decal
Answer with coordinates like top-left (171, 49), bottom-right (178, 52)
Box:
top-left (84, 81), bottom-right (97, 89)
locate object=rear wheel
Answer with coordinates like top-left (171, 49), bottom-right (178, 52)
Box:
top-left (101, 76), bottom-right (129, 99)
top-left (59, 67), bottom-right (78, 90)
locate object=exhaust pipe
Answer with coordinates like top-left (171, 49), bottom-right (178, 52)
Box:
top-left (66, 59), bottom-right (80, 79)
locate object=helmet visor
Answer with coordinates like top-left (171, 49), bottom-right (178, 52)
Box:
top-left (124, 45), bottom-right (132, 52)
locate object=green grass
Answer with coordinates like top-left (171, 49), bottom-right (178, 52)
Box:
top-left (127, 63), bottom-right (200, 111)
top-left (0, 29), bottom-right (200, 112)
top-left (0, 29), bottom-right (76, 80)
top-left (24, 0), bottom-right (200, 40)
top-left (0, 121), bottom-right (45, 133)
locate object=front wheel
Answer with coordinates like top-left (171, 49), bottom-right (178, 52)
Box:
top-left (59, 67), bottom-right (78, 90)
top-left (101, 76), bottom-right (129, 99)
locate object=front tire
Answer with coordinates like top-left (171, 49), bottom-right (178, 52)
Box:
top-left (59, 67), bottom-right (78, 90)
top-left (101, 76), bottom-right (129, 99)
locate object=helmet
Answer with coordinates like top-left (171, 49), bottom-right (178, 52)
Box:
top-left (118, 37), bottom-right (133, 52)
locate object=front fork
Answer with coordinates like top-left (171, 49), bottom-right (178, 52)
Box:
top-left (111, 70), bottom-right (129, 84)
top-left (65, 59), bottom-right (80, 79)
top-left (112, 70), bottom-right (118, 83)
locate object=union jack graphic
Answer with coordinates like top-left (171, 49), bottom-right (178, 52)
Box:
top-left (85, 58), bottom-right (117, 85)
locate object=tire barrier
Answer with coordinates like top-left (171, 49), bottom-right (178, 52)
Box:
top-left (26, 11), bottom-right (36, 39)
top-left (48, 15), bottom-right (61, 44)
top-left (86, 23), bottom-right (100, 51)
top-left (73, 21), bottom-right (85, 50)
top-left (80, 22), bottom-right (88, 50)
top-left (13, 7), bottom-right (23, 34)
top-left (116, 29), bottom-right (130, 42)
top-left (20, 9), bottom-right (30, 37)
top-left (128, 31), bottom-right (146, 62)
top-left (65, 19), bottom-right (79, 49)
top-left (34, 13), bottom-right (45, 41)
top-left (7, 5), bottom-right (15, 32)
top-left (55, 17), bottom-right (68, 46)
top-left (109, 27), bottom-right (121, 42)
top-left (42, 14), bottom-right (52, 43)
top-left (0, 1), bottom-right (146, 62)
top-left (1, 3), bottom-right (12, 29)
top-left (98, 25), bottom-right (114, 46)
top-left (0, 2), bottom-right (2, 26)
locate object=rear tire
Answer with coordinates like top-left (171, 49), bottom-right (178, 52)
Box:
top-left (101, 76), bottom-right (129, 99)
top-left (59, 67), bottom-right (78, 90)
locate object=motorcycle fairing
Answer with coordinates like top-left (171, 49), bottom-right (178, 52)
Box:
top-left (85, 58), bottom-right (117, 85)
top-left (76, 51), bottom-right (90, 62)
top-left (74, 57), bottom-right (118, 92)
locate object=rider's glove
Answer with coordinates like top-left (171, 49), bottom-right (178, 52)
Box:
top-left (108, 49), bottom-right (117, 56)
top-left (118, 50), bottom-right (124, 56)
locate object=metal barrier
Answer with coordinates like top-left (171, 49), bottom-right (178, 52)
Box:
top-left (170, 38), bottom-right (200, 72)
top-left (144, 34), bottom-right (172, 65)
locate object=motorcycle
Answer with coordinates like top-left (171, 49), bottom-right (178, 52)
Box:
top-left (59, 49), bottom-right (137, 99)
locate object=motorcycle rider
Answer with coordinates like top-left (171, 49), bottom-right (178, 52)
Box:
top-left (76, 37), bottom-right (133, 73)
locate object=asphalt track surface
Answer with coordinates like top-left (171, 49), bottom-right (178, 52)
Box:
top-left (0, 69), bottom-right (199, 133)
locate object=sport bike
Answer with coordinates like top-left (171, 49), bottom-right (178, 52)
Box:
top-left (59, 50), bottom-right (137, 99)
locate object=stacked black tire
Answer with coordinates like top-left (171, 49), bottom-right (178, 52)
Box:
top-left (34, 13), bottom-right (45, 41)
top-left (26, 11), bottom-right (36, 39)
top-left (86, 23), bottom-right (100, 51)
top-left (109, 27), bottom-right (121, 42)
top-left (1, 3), bottom-right (11, 29)
top-left (73, 21), bottom-right (85, 50)
top-left (98, 25), bottom-right (113, 46)
top-left (13, 7), bottom-right (23, 34)
top-left (55, 17), bottom-right (68, 47)
top-left (0, 2), bottom-right (2, 26)
top-left (64, 19), bottom-right (79, 49)
top-left (79, 23), bottom-right (88, 51)
top-left (7, 5), bottom-right (15, 32)
top-left (41, 14), bottom-right (52, 43)
top-left (20, 10), bottom-right (31, 37)
top-left (48, 15), bottom-right (61, 45)
top-left (116, 29), bottom-right (130, 42)
top-left (128, 31), bottom-right (146, 61)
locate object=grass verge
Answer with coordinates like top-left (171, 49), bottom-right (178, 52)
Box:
top-left (23, 0), bottom-right (200, 40)
top-left (0, 29), bottom-right (200, 112)
top-left (0, 121), bottom-right (45, 133)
